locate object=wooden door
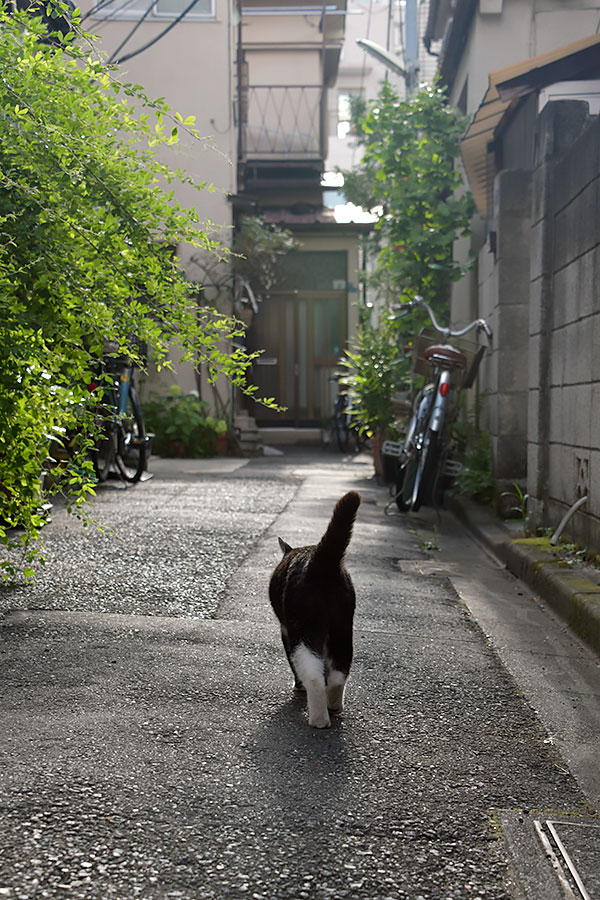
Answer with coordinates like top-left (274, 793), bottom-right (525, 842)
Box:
top-left (248, 292), bottom-right (346, 426)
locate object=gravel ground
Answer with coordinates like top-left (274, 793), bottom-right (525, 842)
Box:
top-left (0, 472), bottom-right (298, 619)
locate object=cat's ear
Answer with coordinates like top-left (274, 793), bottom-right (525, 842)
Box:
top-left (278, 537), bottom-right (293, 556)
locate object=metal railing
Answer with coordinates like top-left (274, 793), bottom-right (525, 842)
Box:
top-left (240, 85), bottom-right (324, 159)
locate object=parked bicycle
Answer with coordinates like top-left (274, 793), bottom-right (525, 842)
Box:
top-left (89, 346), bottom-right (148, 485)
top-left (329, 374), bottom-right (367, 453)
top-left (383, 296), bottom-right (492, 513)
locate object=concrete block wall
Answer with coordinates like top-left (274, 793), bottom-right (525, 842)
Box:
top-left (484, 168), bottom-right (531, 488)
top-left (527, 102), bottom-right (600, 552)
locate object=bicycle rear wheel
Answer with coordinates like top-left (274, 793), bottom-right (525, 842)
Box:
top-left (115, 386), bottom-right (147, 484)
top-left (411, 429), bottom-right (440, 512)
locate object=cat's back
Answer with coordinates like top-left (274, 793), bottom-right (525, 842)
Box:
top-left (270, 543), bottom-right (355, 620)
top-left (269, 545), bottom-right (313, 603)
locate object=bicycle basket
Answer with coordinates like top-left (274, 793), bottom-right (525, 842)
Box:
top-left (412, 328), bottom-right (483, 389)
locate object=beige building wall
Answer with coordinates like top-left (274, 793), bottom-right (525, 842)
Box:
top-left (241, 10), bottom-right (324, 47)
top-left (85, 0), bottom-right (237, 226)
top-left (246, 50), bottom-right (321, 83)
top-left (453, 0), bottom-right (600, 115)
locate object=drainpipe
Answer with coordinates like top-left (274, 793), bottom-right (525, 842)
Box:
top-left (404, 0), bottom-right (418, 95)
top-left (550, 496), bottom-right (587, 547)
top-left (236, 1), bottom-right (244, 180)
top-left (321, 0), bottom-right (327, 162)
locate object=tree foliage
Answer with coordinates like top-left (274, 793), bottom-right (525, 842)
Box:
top-left (0, 2), bottom-right (269, 577)
top-left (231, 217), bottom-right (299, 306)
top-left (343, 81), bottom-right (475, 305)
top-left (190, 216), bottom-right (299, 316)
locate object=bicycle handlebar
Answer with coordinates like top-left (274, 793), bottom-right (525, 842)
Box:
top-left (390, 295), bottom-right (493, 348)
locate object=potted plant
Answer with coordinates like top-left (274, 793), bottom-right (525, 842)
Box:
top-left (206, 416), bottom-right (229, 455)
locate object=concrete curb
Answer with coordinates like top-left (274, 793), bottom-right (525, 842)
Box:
top-left (447, 494), bottom-right (600, 657)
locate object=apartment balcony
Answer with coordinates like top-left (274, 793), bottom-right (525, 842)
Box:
top-left (240, 84), bottom-right (326, 162)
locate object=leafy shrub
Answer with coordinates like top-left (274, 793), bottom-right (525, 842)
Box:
top-left (143, 388), bottom-right (228, 458)
top-left (452, 420), bottom-right (494, 504)
top-left (0, 3), bottom-right (267, 577)
top-left (338, 319), bottom-right (409, 435)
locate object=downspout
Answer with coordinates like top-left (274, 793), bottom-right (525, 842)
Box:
top-left (236, 1), bottom-right (244, 181)
top-left (321, 0), bottom-right (327, 162)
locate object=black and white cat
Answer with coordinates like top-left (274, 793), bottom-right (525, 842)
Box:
top-left (269, 491), bottom-right (361, 728)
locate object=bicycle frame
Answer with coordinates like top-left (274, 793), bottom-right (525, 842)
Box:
top-left (90, 355), bottom-right (147, 485)
top-left (116, 366), bottom-right (132, 417)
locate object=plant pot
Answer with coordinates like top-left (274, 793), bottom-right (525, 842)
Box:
top-left (167, 439), bottom-right (187, 458)
top-left (215, 434), bottom-right (228, 456)
top-left (371, 429), bottom-right (385, 478)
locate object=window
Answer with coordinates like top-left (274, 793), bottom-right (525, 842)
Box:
top-left (337, 92), bottom-right (361, 139)
top-left (92, 0), bottom-right (214, 21)
top-left (154, 0), bottom-right (213, 16)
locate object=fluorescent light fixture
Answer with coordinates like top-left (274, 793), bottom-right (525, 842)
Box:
top-left (356, 38), bottom-right (407, 78)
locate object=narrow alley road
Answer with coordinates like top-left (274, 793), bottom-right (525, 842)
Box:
top-left (1, 450), bottom-right (598, 900)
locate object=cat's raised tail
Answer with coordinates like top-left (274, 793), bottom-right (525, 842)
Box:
top-left (310, 491), bottom-right (361, 572)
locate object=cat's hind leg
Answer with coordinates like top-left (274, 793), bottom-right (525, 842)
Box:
top-left (326, 632), bottom-right (352, 714)
top-left (280, 627), bottom-right (306, 692)
top-left (291, 643), bottom-right (330, 728)
top-left (326, 669), bottom-right (347, 713)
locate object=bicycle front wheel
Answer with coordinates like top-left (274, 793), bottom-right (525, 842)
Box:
top-left (334, 415), bottom-right (350, 452)
top-left (115, 386), bottom-right (147, 484)
top-left (92, 399), bottom-right (117, 483)
top-left (394, 463), bottom-right (411, 512)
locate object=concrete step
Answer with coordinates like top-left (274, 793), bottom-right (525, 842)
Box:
top-left (258, 427), bottom-right (323, 447)
top-left (234, 413), bottom-right (263, 457)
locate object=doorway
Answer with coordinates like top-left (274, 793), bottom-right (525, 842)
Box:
top-left (248, 291), bottom-right (347, 426)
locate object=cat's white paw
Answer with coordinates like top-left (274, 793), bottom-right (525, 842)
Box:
top-left (309, 712), bottom-right (331, 728)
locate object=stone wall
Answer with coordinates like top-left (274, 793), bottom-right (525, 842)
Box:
top-left (527, 101), bottom-right (600, 551)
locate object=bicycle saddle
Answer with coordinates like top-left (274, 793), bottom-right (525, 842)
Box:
top-left (423, 344), bottom-right (467, 370)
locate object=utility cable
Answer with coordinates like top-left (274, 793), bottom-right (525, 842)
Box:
top-left (108, 0), bottom-right (160, 62)
top-left (81, 0), bottom-right (130, 23)
top-left (113, 0), bottom-right (199, 64)
top-left (82, 0), bottom-right (141, 26)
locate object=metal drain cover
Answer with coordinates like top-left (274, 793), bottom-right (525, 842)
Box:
top-left (497, 810), bottom-right (599, 900)
top-left (534, 818), bottom-right (600, 900)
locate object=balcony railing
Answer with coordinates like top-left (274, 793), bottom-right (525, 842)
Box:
top-left (240, 85), bottom-right (324, 160)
